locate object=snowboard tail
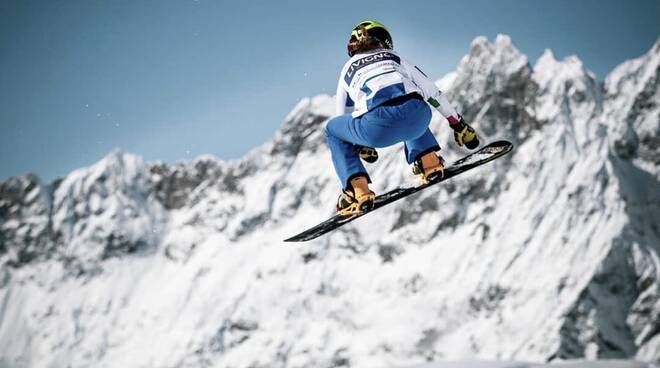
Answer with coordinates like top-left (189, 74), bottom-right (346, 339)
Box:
top-left (284, 140), bottom-right (513, 242)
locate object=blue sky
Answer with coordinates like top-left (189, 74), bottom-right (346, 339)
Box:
top-left (1, 0), bottom-right (658, 181)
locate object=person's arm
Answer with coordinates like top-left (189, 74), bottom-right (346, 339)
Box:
top-left (405, 59), bottom-right (480, 149)
top-left (334, 77), bottom-right (377, 162)
top-left (335, 80), bottom-right (347, 116)
top-left (404, 59), bottom-right (460, 122)
top-left (334, 80), bottom-right (355, 116)
top-left (426, 92), bottom-right (461, 125)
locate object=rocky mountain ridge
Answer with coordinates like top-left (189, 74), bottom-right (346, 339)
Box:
top-left (0, 35), bottom-right (659, 368)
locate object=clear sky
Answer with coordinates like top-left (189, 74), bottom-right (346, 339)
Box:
top-left (1, 0), bottom-right (658, 181)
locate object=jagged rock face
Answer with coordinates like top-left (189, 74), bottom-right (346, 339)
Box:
top-left (450, 35), bottom-right (539, 144)
top-left (45, 153), bottom-right (168, 273)
top-left (606, 40), bottom-right (660, 171)
top-left (0, 36), bottom-right (659, 368)
top-left (0, 174), bottom-right (52, 268)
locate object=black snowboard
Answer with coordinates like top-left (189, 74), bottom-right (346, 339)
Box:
top-left (284, 140), bottom-right (513, 242)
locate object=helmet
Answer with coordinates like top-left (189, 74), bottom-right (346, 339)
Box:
top-left (347, 19), bottom-right (393, 57)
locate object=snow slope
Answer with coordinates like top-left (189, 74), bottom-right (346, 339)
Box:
top-left (408, 360), bottom-right (657, 368)
top-left (414, 359), bottom-right (656, 368)
top-left (1, 35), bottom-right (659, 368)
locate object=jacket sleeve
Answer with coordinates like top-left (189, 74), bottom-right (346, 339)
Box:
top-left (335, 79), bottom-right (347, 116)
top-left (403, 57), bottom-right (461, 124)
top-left (334, 79), bottom-right (355, 116)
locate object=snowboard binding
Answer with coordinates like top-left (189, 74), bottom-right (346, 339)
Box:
top-left (412, 152), bottom-right (445, 184)
top-left (357, 145), bottom-right (379, 163)
top-left (336, 188), bottom-right (375, 216)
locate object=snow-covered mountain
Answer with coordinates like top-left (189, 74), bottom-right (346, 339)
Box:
top-left (1, 35), bottom-right (659, 368)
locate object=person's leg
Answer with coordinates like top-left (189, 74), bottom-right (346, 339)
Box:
top-left (384, 99), bottom-right (439, 164)
top-left (395, 100), bottom-right (444, 182)
top-left (403, 129), bottom-right (441, 164)
top-left (325, 99), bottom-right (440, 187)
top-left (405, 129), bottom-right (445, 183)
top-left (325, 114), bottom-right (377, 215)
top-left (325, 107), bottom-right (415, 190)
top-left (324, 114), bottom-right (371, 190)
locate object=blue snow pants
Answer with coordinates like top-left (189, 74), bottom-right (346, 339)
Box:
top-left (324, 95), bottom-right (440, 190)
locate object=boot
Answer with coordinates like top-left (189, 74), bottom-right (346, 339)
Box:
top-left (412, 152), bottom-right (445, 184)
top-left (336, 176), bottom-right (375, 216)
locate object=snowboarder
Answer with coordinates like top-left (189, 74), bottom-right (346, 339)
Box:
top-left (326, 19), bottom-right (480, 216)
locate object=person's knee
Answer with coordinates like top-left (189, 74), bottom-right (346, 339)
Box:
top-left (323, 122), bottom-right (332, 139)
top-left (324, 118), bottom-right (339, 140)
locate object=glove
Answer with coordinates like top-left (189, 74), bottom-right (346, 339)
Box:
top-left (451, 116), bottom-right (480, 150)
top-left (356, 145), bottom-right (378, 163)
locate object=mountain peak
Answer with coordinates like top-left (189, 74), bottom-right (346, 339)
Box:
top-left (604, 37), bottom-right (660, 171)
top-left (461, 34), bottom-right (529, 79)
top-left (467, 34), bottom-right (524, 58)
top-left (469, 35), bottom-right (489, 49)
top-left (91, 149), bottom-right (144, 178)
top-left (605, 37), bottom-right (660, 96)
top-left (531, 47), bottom-right (601, 139)
top-left (494, 33), bottom-right (513, 47)
top-left (283, 94), bottom-right (334, 123)
top-left (533, 49), bottom-right (592, 87)
top-left (53, 148), bottom-right (148, 201)
top-left (650, 37), bottom-right (660, 56)
top-left (537, 49), bottom-right (557, 65)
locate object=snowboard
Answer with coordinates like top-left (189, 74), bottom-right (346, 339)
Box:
top-left (284, 140), bottom-right (513, 242)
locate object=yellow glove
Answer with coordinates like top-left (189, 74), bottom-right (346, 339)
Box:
top-left (452, 116), bottom-right (480, 149)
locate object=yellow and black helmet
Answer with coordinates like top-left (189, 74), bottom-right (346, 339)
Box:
top-left (347, 19), bottom-right (393, 56)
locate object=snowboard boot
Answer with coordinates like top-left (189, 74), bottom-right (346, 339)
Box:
top-left (336, 176), bottom-right (375, 216)
top-left (412, 152), bottom-right (445, 184)
top-left (451, 115), bottom-right (480, 149)
top-left (357, 145), bottom-right (378, 163)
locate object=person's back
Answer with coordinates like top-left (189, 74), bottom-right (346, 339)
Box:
top-left (325, 20), bottom-right (481, 216)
